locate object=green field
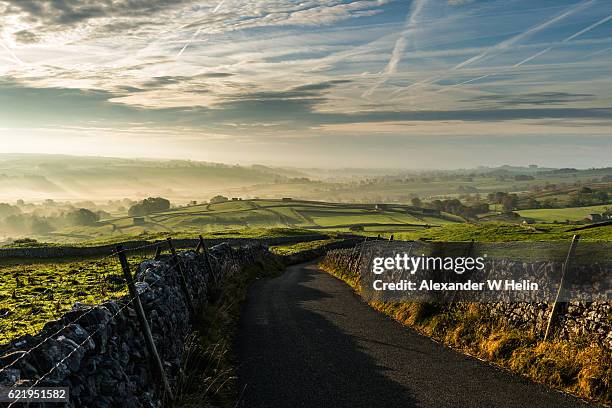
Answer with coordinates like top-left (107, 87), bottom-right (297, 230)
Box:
top-left (269, 239), bottom-right (342, 255)
top-left (383, 222), bottom-right (612, 242)
top-left (517, 204), bottom-right (610, 223)
top-left (28, 199), bottom-right (463, 245)
top-left (0, 255), bottom-right (148, 343)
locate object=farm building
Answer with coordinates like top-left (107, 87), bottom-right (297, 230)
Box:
top-left (282, 197), bottom-right (292, 201)
top-left (587, 213), bottom-right (602, 222)
top-left (586, 213), bottom-right (611, 222)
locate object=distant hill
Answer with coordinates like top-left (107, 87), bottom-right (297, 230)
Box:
top-left (0, 154), bottom-right (306, 202)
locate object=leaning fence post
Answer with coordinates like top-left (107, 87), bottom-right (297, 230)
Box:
top-left (352, 237), bottom-right (368, 284)
top-left (167, 238), bottom-right (196, 317)
top-left (544, 234), bottom-right (580, 342)
top-left (116, 245), bottom-right (174, 402)
top-left (356, 236), bottom-right (368, 270)
top-left (198, 235), bottom-right (216, 284)
top-left (154, 244), bottom-right (162, 261)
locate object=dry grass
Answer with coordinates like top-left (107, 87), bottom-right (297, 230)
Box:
top-left (176, 257), bottom-right (284, 408)
top-left (320, 261), bottom-right (611, 405)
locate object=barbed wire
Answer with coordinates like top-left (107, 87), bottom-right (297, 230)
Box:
top-left (0, 253), bottom-right (183, 376)
top-left (6, 296), bottom-right (137, 407)
top-left (1, 242), bottom-right (164, 328)
top-left (0, 238), bottom-right (241, 391)
top-left (2, 258), bottom-right (183, 408)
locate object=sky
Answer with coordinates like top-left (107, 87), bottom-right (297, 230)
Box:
top-left (0, 0), bottom-right (611, 169)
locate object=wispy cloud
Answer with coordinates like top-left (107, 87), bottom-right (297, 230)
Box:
top-left (0, 0), bottom-right (611, 167)
top-left (363, 0), bottom-right (427, 97)
top-left (390, 0), bottom-right (595, 97)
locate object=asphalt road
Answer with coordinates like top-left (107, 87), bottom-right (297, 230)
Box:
top-left (236, 261), bottom-right (593, 408)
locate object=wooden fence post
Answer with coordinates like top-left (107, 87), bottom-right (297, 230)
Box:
top-left (116, 245), bottom-right (174, 402)
top-left (352, 236), bottom-right (368, 281)
top-left (166, 238), bottom-right (196, 317)
top-left (198, 235), bottom-right (216, 284)
top-left (544, 234), bottom-right (580, 341)
top-left (356, 236), bottom-right (368, 270)
top-left (154, 245), bottom-right (162, 261)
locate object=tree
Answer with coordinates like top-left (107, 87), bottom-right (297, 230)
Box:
top-left (209, 195), bottom-right (229, 204)
top-left (3, 214), bottom-right (26, 232)
top-left (66, 208), bottom-right (99, 226)
top-left (30, 217), bottom-right (53, 234)
top-left (0, 203), bottom-right (21, 219)
top-left (525, 198), bottom-right (540, 209)
top-left (594, 191), bottom-right (609, 202)
top-left (96, 210), bottom-right (111, 220)
top-left (410, 197), bottom-right (422, 207)
top-left (501, 195), bottom-right (517, 212)
top-left (128, 197), bottom-right (171, 216)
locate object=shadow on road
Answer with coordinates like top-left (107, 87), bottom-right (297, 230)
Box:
top-left (237, 264), bottom-right (417, 408)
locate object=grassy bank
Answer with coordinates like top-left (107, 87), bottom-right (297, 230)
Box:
top-left (269, 238), bottom-right (342, 255)
top-left (176, 255), bottom-right (285, 407)
top-left (319, 261), bottom-right (611, 405)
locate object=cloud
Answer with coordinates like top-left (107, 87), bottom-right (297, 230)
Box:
top-left (13, 29), bottom-right (39, 44)
top-left (292, 80), bottom-right (352, 92)
top-left (1, 0), bottom-right (190, 26)
top-left (0, 0), bottom-right (393, 44)
top-left (461, 92), bottom-right (596, 106)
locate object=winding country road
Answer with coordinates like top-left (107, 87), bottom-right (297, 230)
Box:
top-left (236, 261), bottom-right (593, 408)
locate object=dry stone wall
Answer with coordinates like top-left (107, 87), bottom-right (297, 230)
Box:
top-left (0, 242), bottom-right (276, 407)
top-left (0, 235), bottom-right (331, 259)
top-left (322, 245), bottom-right (611, 349)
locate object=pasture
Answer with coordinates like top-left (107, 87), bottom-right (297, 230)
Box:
top-left (32, 199), bottom-right (463, 245)
top-left (517, 204), bottom-right (610, 223)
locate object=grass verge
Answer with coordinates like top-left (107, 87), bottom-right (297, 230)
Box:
top-left (176, 256), bottom-right (284, 408)
top-left (269, 238), bottom-right (342, 256)
top-left (319, 261), bottom-right (611, 405)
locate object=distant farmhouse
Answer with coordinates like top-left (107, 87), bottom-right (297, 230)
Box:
top-left (587, 212), bottom-right (611, 222)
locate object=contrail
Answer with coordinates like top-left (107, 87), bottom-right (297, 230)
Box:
top-left (390, 0), bottom-right (593, 98)
top-left (438, 11), bottom-right (612, 93)
top-left (452, 0), bottom-right (594, 70)
top-left (584, 45), bottom-right (612, 58)
top-left (362, 0), bottom-right (427, 98)
top-left (176, 0), bottom-right (225, 58)
top-left (213, 0), bottom-right (226, 13)
top-left (513, 12), bottom-right (612, 67)
top-left (0, 41), bottom-right (25, 66)
top-left (176, 27), bottom-right (203, 58)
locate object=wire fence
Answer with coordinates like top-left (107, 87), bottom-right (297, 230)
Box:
top-left (6, 259), bottom-right (181, 407)
top-left (0, 243), bottom-right (176, 378)
top-left (0, 235), bottom-right (267, 406)
top-left (0, 241), bottom-right (168, 344)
